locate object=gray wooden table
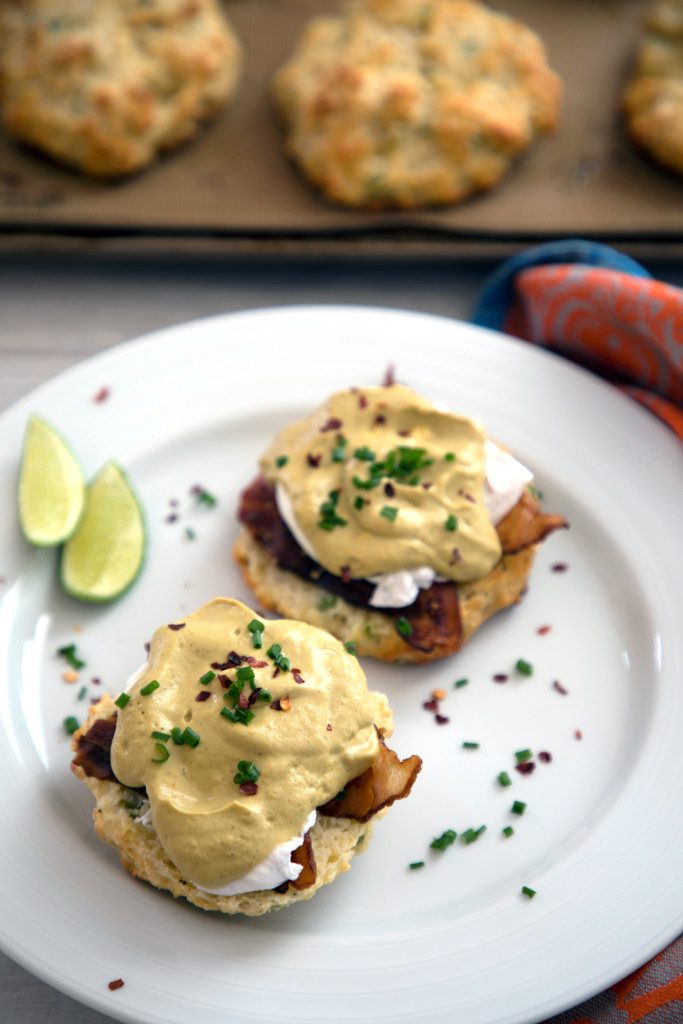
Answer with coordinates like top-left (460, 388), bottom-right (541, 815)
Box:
top-left (1, 253), bottom-right (681, 1024)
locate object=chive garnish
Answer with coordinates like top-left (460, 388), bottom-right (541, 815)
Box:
top-left (462, 741), bottom-right (480, 749)
top-left (461, 825), bottom-right (486, 844)
top-left (353, 495), bottom-right (365, 510)
top-left (114, 693), bottom-right (130, 709)
top-left (247, 618), bottom-right (264, 648)
top-left (502, 826), bottom-right (514, 838)
top-left (140, 680), bottom-right (160, 696)
top-left (444, 452), bottom-right (456, 462)
top-left (151, 743), bottom-right (170, 763)
top-left (181, 727), bottom-right (200, 748)
top-left (199, 670), bottom-right (215, 686)
top-left (497, 771), bottom-right (512, 787)
top-left (344, 641), bottom-right (357, 656)
top-left (395, 616), bottom-right (413, 639)
top-left (151, 730), bottom-right (170, 741)
top-left (511, 800), bottom-right (527, 815)
top-left (233, 760), bottom-right (260, 785)
top-left (354, 446), bottom-right (375, 461)
top-left (331, 436), bottom-right (348, 462)
top-left (318, 593), bottom-right (337, 611)
top-left (77, 685), bottom-right (87, 701)
top-left (57, 643), bottom-right (85, 670)
top-left (260, 690), bottom-right (272, 702)
top-left (193, 487), bottom-right (217, 508)
top-left (266, 642), bottom-right (281, 660)
top-left (515, 659), bottom-right (534, 676)
top-left (380, 505), bottom-right (398, 522)
top-left (236, 666), bottom-right (255, 685)
top-left (318, 489), bottom-right (347, 530)
top-left (221, 706), bottom-right (254, 725)
top-left (185, 527), bottom-right (196, 541)
top-left (275, 455), bottom-right (288, 468)
top-left (63, 716), bottom-right (80, 735)
top-left (171, 726), bottom-right (184, 744)
top-left (515, 749), bottom-right (533, 764)
top-left (454, 677), bottom-right (469, 688)
top-left (521, 886), bottom-right (537, 898)
top-left (430, 829), bottom-right (457, 850)
top-left (409, 861), bottom-right (425, 870)
top-left (445, 514), bottom-right (458, 532)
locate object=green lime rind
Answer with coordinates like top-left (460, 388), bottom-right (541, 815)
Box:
top-left (18, 414), bottom-right (86, 547)
top-left (60, 460), bottom-right (147, 603)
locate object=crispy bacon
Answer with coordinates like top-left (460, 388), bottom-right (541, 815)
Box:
top-left (71, 715), bottom-right (118, 781)
top-left (496, 491), bottom-right (568, 554)
top-left (289, 830), bottom-right (317, 890)
top-left (319, 729), bottom-right (422, 822)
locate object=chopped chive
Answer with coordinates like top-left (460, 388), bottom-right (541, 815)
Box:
top-left (318, 593), bottom-right (337, 611)
top-left (497, 771), bottom-right (512, 787)
top-left (275, 455), bottom-right (288, 468)
top-left (171, 726), bottom-right (184, 745)
top-left (353, 495), bottom-right (365, 510)
top-left (199, 670), bottom-right (216, 686)
top-left (233, 759), bottom-right (260, 785)
top-left (248, 618), bottom-right (265, 634)
top-left (278, 655), bottom-right (290, 671)
top-left (151, 743), bottom-right (170, 763)
top-left (63, 716), bottom-right (80, 735)
top-left (226, 680), bottom-right (243, 701)
top-left (236, 666), bottom-right (255, 685)
top-left (444, 452), bottom-right (456, 463)
top-left (445, 514), bottom-right (458, 532)
top-left (462, 741), bottom-right (480, 750)
top-left (318, 489), bottom-right (347, 530)
top-left (409, 861), bottom-right (425, 870)
top-left (502, 826), bottom-right (515, 838)
top-left (266, 643), bottom-right (282, 660)
top-left (430, 829), bottom-right (457, 850)
top-left (151, 730), bottom-right (170, 741)
top-left (77, 685), bottom-right (87, 701)
top-left (221, 706), bottom-right (254, 725)
top-left (57, 643), bottom-right (86, 670)
top-left (515, 749), bottom-right (533, 764)
top-left (114, 692), bottom-right (130, 709)
top-left (140, 679), bottom-right (160, 696)
top-left (461, 826), bottom-right (486, 845)
top-left (194, 487), bottom-right (217, 508)
top-left (454, 677), bottom-right (469, 688)
top-left (380, 505), bottom-right (398, 522)
top-left (331, 436), bottom-right (348, 462)
top-left (515, 659), bottom-right (534, 676)
top-left (181, 727), bottom-right (200, 748)
top-left (511, 800), bottom-right (527, 815)
top-left (354, 446), bottom-right (375, 461)
top-left (395, 616), bottom-right (413, 638)
top-left (185, 526), bottom-right (197, 541)
top-left (259, 690), bottom-right (272, 702)
top-left (344, 641), bottom-right (357, 656)
top-left (521, 885), bottom-right (537, 899)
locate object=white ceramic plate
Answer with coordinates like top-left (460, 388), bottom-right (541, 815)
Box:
top-left (0, 306), bottom-right (681, 1024)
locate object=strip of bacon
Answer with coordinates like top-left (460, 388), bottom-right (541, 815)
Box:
top-left (72, 716), bottom-right (118, 781)
top-left (319, 729), bottom-right (422, 822)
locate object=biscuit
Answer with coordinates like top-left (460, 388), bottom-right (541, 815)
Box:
top-left (234, 526), bottom-right (538, 664)
top-left (0, 0), bottom-right (242, 177)
top-left (272, 0), bottom-right (562, 208)
top-left (72, 691), bottom-right (393, 915)
top-left (623, 0), bottom-right (683, 175)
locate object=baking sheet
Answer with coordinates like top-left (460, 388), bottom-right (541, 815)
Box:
top-left (0, 0), bottom-right (679, 255)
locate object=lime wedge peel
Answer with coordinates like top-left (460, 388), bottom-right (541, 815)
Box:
top-left (61, 461), bottom-right (147, 603)
top-left (18, 415), bottom-right (86, 547)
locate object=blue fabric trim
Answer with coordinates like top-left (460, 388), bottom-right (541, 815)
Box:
top-left (471, 239), bottom-right (651, 331)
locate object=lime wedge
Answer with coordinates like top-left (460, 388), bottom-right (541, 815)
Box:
top-left (61, 461), bottom-right (146, 602)
top-left (18, 415), bottom-right (85, 546)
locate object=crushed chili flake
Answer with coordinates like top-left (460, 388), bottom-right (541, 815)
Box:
top-left (227, 651), bottom-right (242, 666)
top-left (237, 692), bottom-right (250, 709)
top-left (435, 714), bottom-right (450, 725)
top-left (292, 669), bottom-right (306, 685)
top-left (340, 565), bottom-right (351, 583)
top-left (243, 656), bottom-right (267, 668)
top-left (384, 482), bottom-right (396, 497)
top-left (552, 680), bottom-right (569, 695)
top-left (107, 979), bottom-right (124, 991)
top-left (239, 781), bottom-right (258, 796)
top-left (320, 417), bottom-right (343, 432)
top-left (270, 696), bottom-right (291, 711)
top-left (536, 624), bottom-right (552, 635)
top-left (169, 498), bottom-right (179, 507)
top-left (326, 723), bottom-right (332, 731)
top-left (358, 394), bottom-right (368, 409)
top-left (195, 691), bottom-right (211, 702)
top-left (307, 453), bottom-right (322, 467)
top-left (91, 676), bottom-right (101, 685)
top-left (165, 513), bottom-right (178, 524)
top-left (493, 673), bottom-right (508, 683)
top-left (373, 413), bottom-right (387, 426)
top-left (421, 482), bottom-right (433, 490)
top-left (248, 688), bottom-right (262, 706)
top-left (515, 761), bottom-right (536, 775)
top-left (538, 751), bottom-right (552, 763)
top-left (212, 660), bottom-right (231, 671)
top-left (168, 623), bottom-right (185, 631)
top-left (272, 666), bottom-right (280, 678)
top-left (382, 364), bottom-right (396, 387)
top-left (93, 386), bottom-right (110, 404)
top-left (575, 729), bottom-right (583, 740)
top-left (217, 673), bottom-right (231, 688)
top-left (552, 562), bottom-right (569, 573)
top-left (423, 698), bottom-right (439, 712)
top-left (450, 548), bottom-right (462, 564)
top-left (397, 428), bottom-right (412, 437)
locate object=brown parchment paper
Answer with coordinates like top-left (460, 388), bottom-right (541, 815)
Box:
top-left (0, 0), bottom-right (680, 255)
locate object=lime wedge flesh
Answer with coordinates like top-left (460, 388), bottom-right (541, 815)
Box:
top-left (19, 415), bottom-right (85, 546)
top-left (61, 461), bottom-right (146, 602)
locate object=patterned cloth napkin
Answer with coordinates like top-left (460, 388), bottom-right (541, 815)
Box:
top-left (472, 239), bottom-right (683, 439)
top-left (472, 241), bottom-right (683, 1023)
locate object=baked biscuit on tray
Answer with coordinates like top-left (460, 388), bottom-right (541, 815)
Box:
top-left (623, 0), bottom-right (683, 176)
top-left (272, 0), bottom-right (562, 209)
top-left (0, 0), bottom-right (242, 177)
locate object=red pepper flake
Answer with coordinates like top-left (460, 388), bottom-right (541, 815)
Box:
top-left (107, 979), bottom-right (124, 991)
top-left (326, 723), bottom-right (332, 731)
top-left (422, 698), bottom-right (438, 712)
top-left (212, 660), bottom-right (231, 670)
top-left (435, 714), bottom-right (450, 725)
top-left (421, 482), bottom-right (433, 490)
top-left (93, 386), bottom-right (110, 404)
top-left (382, 364), bottom-right (396, 387)
top-left (340, 565), bottom-right (351, 583)
top-left (165, 513), bottom-right (178, 524)
top-left (239, 782), bottom-right (258, 796)
top-left (449, 548), bottom-right (462, 565)
top-left (552, 562), bottom-right (569, 573)
top-left (321, 417), bottom-right (343, 432)
top-left (397, 428), bottom-right (412, 437)
top-left (227, 651), bottom-right (242, 666)
top-left (538, 751), bottom-right (552, 763)
top-left (91, 676), bottom-right (101, 685)
top-left (493, 673), bottom-right (508, 683)
top-left (307, 453), bottom-right (322, 467)
top-left (248, 687), bottom-right (262, 706)
top-left (270, 696), bottom-right (291, 711)
top-left (237, 692), bottom-right (250, 709)
top-left (217, 673), bottom-right (231, 688)
top-left (574, 729), bottom-right (583, 740)
top-left (459, 491), bottom-right (476, 504)
top-left (358, 394), bottom-right (368, 409)
top-left (552, 680), bottom-right (569, 695)
top-left (536, 624), bottom-right (552, 635)
top-left (384, 482), bottom-right (395, 497)
top-left (292, 668), bottom-right (306, 685)
top-left (272, 666), bottom-right (280, 679)
top-left (373, 413), bottom-right (387, 426)
top-left (169, 498), bottom-right (179, 508)
top-left (515, 761), bottom-right (536, 775)
top-left (243, 656), bottom-right (267, 669)
top-left (144, 641), bottom-right (151, 654)
top-left (195, 691), bottom-right (211, 702)
top-left (168, 623), bottom-right (185, 631)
